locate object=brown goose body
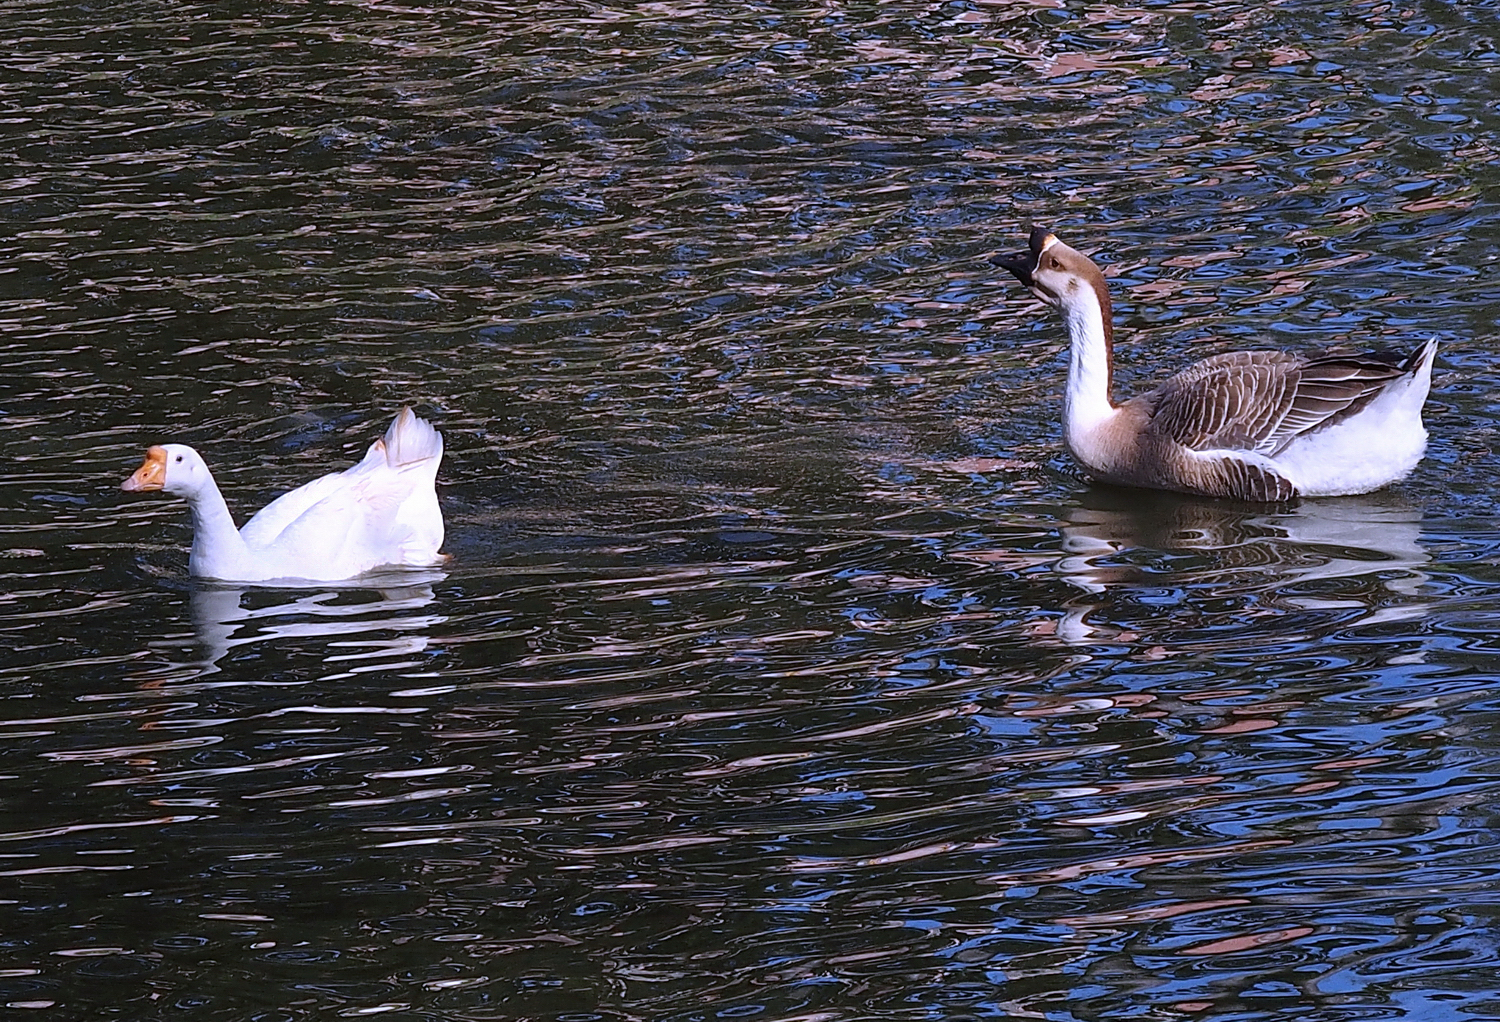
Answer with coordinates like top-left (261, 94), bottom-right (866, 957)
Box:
top-left (994, 227), bottom-right (1436, 502)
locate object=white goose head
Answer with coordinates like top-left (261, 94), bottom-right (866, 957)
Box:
top-left (121, 443), bottom-right (213, 497)
top-left (991, 225), bottom-right (1111, 318)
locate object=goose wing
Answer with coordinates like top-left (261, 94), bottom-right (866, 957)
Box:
top-left (248, 470), bottom-right (413, 572)
top-left (1146, 351), bottom-right (1302, 451)
top-left (1148, 349), bottom-right (1416, 455)
top-left (238, 438), bottom-right (387, 550)
top-left (1257, 351), bottom-right (1422, 454)
top-left (239, 408), bottom-right (444, 554)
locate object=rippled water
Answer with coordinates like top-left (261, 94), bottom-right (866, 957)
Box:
top-left (4, 1), bottom-right (1500, 1018)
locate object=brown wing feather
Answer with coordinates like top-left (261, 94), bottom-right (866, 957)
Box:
top-left (1261, 353), bottom-right (1414, 453)
top-left (1148, 348), bottom-right (1415, 455)
top-left (1200, 453), bottom-right (1297, 502)
top-left (1146, 351), bottom-right (1303, 450)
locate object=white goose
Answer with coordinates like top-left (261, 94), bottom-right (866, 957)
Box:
top-left (993, 226), bottom-right (1436, 502)
top-left (121, 407), bottom-right (447, 582)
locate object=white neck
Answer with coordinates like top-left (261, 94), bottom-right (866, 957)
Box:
top-left (1059, 287), bottom-right (1116, 446)
top-left (182, 475), bottom-right (251, 580)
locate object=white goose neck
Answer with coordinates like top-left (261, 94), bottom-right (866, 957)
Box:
top-left (1059, 283), bottom-right (1116, 442)
top-left (182, 475), bottom-right (250, 579)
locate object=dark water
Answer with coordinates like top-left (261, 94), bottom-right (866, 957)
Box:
top-left (3, 1), bottom-right (1500, 1018)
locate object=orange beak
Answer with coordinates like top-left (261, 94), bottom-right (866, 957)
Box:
top-left (121, 446), bottom-right (168, 492)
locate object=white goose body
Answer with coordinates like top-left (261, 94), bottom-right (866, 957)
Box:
top-left (995, 227), bottom-right (1436, 502)
top-left (122, 407), bottom-right (447, 582)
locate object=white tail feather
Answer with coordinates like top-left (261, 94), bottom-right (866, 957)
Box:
top-left (381, 407), bottom-right (443, 467)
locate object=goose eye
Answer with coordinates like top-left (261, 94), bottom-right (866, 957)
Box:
top-left (175, 455), bottom-right (183, 463)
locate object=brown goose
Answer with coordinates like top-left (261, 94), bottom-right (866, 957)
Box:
top-left (993, 227), bottom-right (1437, 502)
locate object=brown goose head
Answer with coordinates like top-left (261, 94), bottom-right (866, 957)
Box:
top-left (992, 226), bottom-right (1109, 315)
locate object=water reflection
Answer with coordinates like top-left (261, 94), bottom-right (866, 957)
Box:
top-left (1051, 488), bottom-right (1431, 643)
top-left (135, 573), bottom-right (448, 687)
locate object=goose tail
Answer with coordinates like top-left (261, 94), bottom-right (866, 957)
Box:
top-left (1403, 338), bottom-right (1438, 374)
top-left (381, 407), bottom-right (444, 468)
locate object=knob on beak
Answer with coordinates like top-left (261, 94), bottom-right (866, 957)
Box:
top-left (122, 446), bottom-right (168, 492)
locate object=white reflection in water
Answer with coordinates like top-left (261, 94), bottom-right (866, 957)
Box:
top-left (138, 571), bottom-right (448, 685)
top-left (1053, 490), bottom-right (1431, 645)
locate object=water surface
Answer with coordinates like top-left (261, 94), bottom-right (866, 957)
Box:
top-left (3, 2), bottom-right (1500, 1019)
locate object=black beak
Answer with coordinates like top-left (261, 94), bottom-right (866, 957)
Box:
top-left (990, 224), bottom-right (1051, 287)
top-left (991, 250), bottom-right (1034, 286)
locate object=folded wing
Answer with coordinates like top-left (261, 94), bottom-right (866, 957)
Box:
top-left (1149, 348), bottom-right (1420, 456)
top-left (238, 408), bottom-right (445, 574)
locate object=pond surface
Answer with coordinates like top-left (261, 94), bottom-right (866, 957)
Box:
top-left (3, 1), bottom-right (1500, 1019)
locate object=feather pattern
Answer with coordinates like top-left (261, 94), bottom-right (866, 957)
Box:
top-left (1174, 447), bottom-right (1297, 503)
top-left (1147, 348), bottom-right (1418, 457)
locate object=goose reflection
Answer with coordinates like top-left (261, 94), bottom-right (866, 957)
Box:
top-left (1051, 487), bottom-right (1430, 644)
top-left (139, 570), bottom-right (448, 684)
